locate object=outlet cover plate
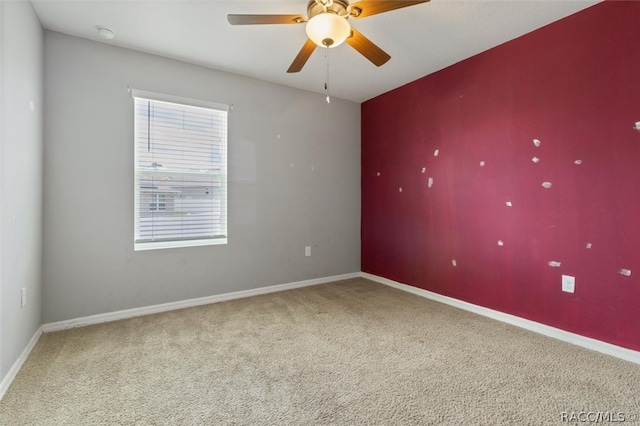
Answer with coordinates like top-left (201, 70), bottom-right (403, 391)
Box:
top-left (562, 275), bottom-right (575, 293)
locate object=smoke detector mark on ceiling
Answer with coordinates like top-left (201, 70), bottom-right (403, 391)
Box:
top-left (96, 26), bottom-right (115, 40)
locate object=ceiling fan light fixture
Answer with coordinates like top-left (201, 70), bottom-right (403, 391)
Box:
top-left (305, 12), bottom-right (350, 48)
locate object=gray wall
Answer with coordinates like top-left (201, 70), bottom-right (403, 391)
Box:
top-left (0, 1), bottom-right (44, 379)
top-left (43, 32), bottom-right (361, 323)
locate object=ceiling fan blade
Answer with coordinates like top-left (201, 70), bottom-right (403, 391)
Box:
top-left (287, 39), bottom-right (317, 73)
top-left (345, 28), bottom-right (390, 67)
top-left (349, 1), bottom-right (430, 19)
top-left (227, 14), bottom-right (307, 25)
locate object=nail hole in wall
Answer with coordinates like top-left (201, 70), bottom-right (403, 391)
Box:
top-left (619, 268), bottom-right (632, 277)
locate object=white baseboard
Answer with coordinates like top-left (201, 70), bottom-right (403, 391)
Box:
top-left (42, 272), bottom-right (361, 333)
top-left (0, 326), bottom-right (43, 401)
top-left (361, 272), bottom-right (640, 365)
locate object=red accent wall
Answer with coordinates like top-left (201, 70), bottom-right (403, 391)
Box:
top-left (361, 1), bottom-right (640, 351)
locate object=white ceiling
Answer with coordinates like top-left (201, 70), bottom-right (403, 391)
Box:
top-left (31, 0), bottom-right (601, 103)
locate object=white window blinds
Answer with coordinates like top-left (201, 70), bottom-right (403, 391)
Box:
top-left (133, 91), bottom-right (228, 250)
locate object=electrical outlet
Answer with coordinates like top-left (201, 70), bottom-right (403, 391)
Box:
top-left (21, 287), bottom-right (27, 308)
top-left (561, 275), bottom-right (575, 293)
top-left (305, 246), bottom-right (311, 257)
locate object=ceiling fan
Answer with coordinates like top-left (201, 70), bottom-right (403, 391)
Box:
top-left (228, 0), bottom-right (430, 73)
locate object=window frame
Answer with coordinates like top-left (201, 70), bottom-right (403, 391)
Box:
top-left (132, 89), bottom-right (229, 251)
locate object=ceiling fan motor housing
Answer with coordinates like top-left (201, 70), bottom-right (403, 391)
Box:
top-left (307, 0), bottom-right (350, 19)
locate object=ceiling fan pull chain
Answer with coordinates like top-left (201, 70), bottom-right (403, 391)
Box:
top-left (325, 46), bottom-right (330, 104)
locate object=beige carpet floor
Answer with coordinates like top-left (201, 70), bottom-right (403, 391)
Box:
top-left (1, 278), bottom-right (639, 425)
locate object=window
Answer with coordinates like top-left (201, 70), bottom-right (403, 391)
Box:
top-left (149, 194), bottom-right (166, 211)
top-left (133, 90), bottom-right (228, 250)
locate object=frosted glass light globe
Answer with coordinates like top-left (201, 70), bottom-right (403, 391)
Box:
top-left (305, 13), bottom-right (350, 48)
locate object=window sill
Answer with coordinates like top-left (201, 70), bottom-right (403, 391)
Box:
top-left (135, 237), bottom-right (227, 251)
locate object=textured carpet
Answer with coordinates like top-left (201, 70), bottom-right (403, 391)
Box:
top-left (1, 278), bottom-right (639, 425)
